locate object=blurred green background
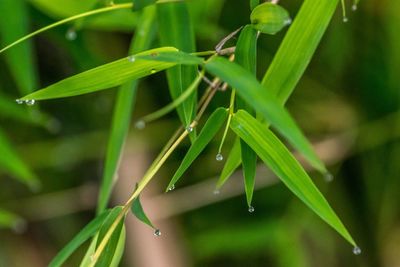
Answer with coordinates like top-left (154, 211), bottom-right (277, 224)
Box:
top-left (0, 0), bottom-right (399, 266)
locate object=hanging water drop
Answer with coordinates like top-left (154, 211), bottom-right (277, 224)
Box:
top-left (186, 126), bottom-right (194, 133)
top-left (128, 55), bottom-right (136, 62)
top-left (15, 99), bottom-right (24, 104)
top-left (353, 246), bottom-right (362, 255)
top-left (25, 99), bottom-right (35, 106)
top-left (351, 4), bottom-right (357, 11)
top-left (168, 184), bottom-right (175, 191)
top-left (150, 69), bottom-right (157, 74)
top-left (135, 120), bottom-right (145, 130)
top-left (65, 28), bottom-right (77, 41)
top-left (215, 153), bottom-right (224, 161)
top-left (284, 18), bottom-right (292, 25)
top-left (213, 189), bottom-right (220, 195)
top-left (248, 206), bottom-right (255, 213)
top-left (343, 17), bottom-right (349, 23)
top-left (324, 172), bottom-right (334, 182)
top-left (154, 229), bottom-right (161, 236)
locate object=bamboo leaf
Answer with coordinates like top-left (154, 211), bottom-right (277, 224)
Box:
top-left (216, 137), bottom-right (241, 189)
top-left (97, 5), bottom-right (156, 214)
top-left (48, 211), bottom-right (110, 267)
top-left (250, 3), bottom-right (291, 35)
top-left (205, 57), bottom-right (326, 174)
top-left (131, 195), bottom-right (155, 229)
top-left (167, 107), bottom-right (229, 190)
top-left (157, 1), bottom-right (198, 128)
top-left (241, 139), bottom-right (257, 207)
top-left (261, 0), bottom-right (339, 105)
top-left (19, 47), bottom-right (182, 101)
top-left (132, 0), bottom-right (157, 11)
top-left (95, 207), bottom-right (125, 267)
top-left (230, 110), bottom-right (356, 246)
top-left (0, 128), bottom-right (39, 190)
top-left (0, 0), bottom-right (38, 95)
top-left (109, 226), bottom-right (126, 267)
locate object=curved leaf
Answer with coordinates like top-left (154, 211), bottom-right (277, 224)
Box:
top-left (230, 110), bottom-right (356, 246)
top-left (131, 195), bottom-right (155, 229)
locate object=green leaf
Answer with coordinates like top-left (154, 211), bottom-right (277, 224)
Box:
top-left (241, 140), bottom-right (257, 207)
top-left (20, 47), bottom-right (180, 101)
top-left (131, 194), bottom-right (155, 229)
top-left (97, 5), bottom-right (156, 214)
top-left (167, 107), bottom-right (229, 190)
top-left (49, 211), bottom-right (110, 267)
top-left (28, 0), bottom-right (98, 18)
top-left (95, 206), bottom-right (125, 267)
top-left (157, 1), bottom-right (198, 129)
top-left (132, 0), bottom-right (157, 11)
top-left (216, 137), bottom-right (242, 189)
top-left (0, 0), bottom-right (38, 95)
top-left (135, 51), bottom-right (204, 65)
top-left (250, 0), bottom-right (260, 10)
top-left (0, 208), bottom-right (25, 231)
top-left (205, 57), bottom-right (326, 174)
top-left (0, 128), bottom-right (39, 190)
top-left (109, 226), bottom-right (126, 267)
top-left (230, 110), bottom-right (356, 246)
top-left (250, 3), bottom-right (291, 35)
top-left (261, 0), bottom-right (339, 105)
top-left (235, 25), bottom-right (257, 76)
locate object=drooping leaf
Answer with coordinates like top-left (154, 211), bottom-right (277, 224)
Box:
top-left (48, 211), bottom-right (110, 267)
top-left (95, 206), bottom-right (125, 267)
top-left (131, 194), bottom-right (155, 229)
top-left (132, 0), bottom-right (157, 11)
top-left (0, 0), bottom-right (38, 95)
top-left (167, 107), bottom-right (229, 190)
top-left (97, 5), bottom-right (156, 214)
top-left (261, 0), bottom-right (339, 105)
top-left (157, 1), bottom-right (198, 129)
top-left (0, 128), bottom-right (39, 190)
top-left (205, 57), bottom-right (326, 174)
top-left (19, 47), bottom-right (183, 101)
top-left (241, 139), bottom-right (257, 207)
top-left (230, 110), bottom-right (356, 246)
top-left (250, 3), bottom-right (291, 35)
top-left (216, 137), bottom-right (241, 189)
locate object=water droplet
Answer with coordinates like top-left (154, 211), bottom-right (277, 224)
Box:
top-left (213, 189), bottom-right (220, 195)
top-left (135, 120), bottom-right (145, 130)
top-left (324, 172), bottom-right (334, 182)
top-left (25, 99), bottom-right (35, 106)
top-left (353, 246), bottom-right (362, 255)
top-left (343, 17), bottom-right (349, 23)
top-left (215, 153), bottom-right (223, 161)
top-left (154, 229), bottom-right (161, 236)
top-left (248, 206), bottom-right (255, 213)
top-left (284, 18), bottom-right (292, 25)
top-left (351, 4), bottom-right (357, 11)
top-left (65, 28), bottom-right (77, 41)
top-left (15, 99), bottom-right (24, 104)
top-left (186, 126), bottom-right (194, 133)
top-left (128, 55), bottom-right (136, 62)
top-left (168, 184), bottom-right (175, 191)
top-left (150, 69), bottom-right (157, 74)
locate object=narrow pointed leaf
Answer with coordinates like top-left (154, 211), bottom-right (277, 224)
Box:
top-left (95, 206), bottom-right (125, 267)
top-left (0, 128), bottom-right (39, 189)
top-left (157, 1), bottom-right (198, 128)
top-left (97, 6), bottom-right (156, 214)
top-left (230, 110), bottom-right (356, 246)
top-left (167, 107), bottom-right (229, 189)
top-left (131, 195), bottom-right (155, 229)
top-left (205, 57), bottom-right (326, 174)
top-left (261, 0), bottom-right (339, 105)
top-left (109, 226), bottom-right (126, 267)
top-left (49, 211), bottom-right (110, 267)
top-left (20, 47), bottom-right (181, 101)
top-left (216, 137), bottom-right (241, 189)
top-left (135, 51), bottom-right (204, 65)
top-left (241, 139), bottom-right (257, 207)
top-left (132, 0), bottom-right (157, 11)
top-left (0, 0), bottom-right (38, 95)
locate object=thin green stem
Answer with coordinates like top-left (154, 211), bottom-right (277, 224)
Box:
top-left (217, 90), bottom-right (235, 154)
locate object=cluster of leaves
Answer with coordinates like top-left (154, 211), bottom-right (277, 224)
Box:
top-left (0, 0), bottom-right (361, 265)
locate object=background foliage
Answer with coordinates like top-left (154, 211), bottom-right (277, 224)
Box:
top-left (0, 0), bottom-right (399, 266)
